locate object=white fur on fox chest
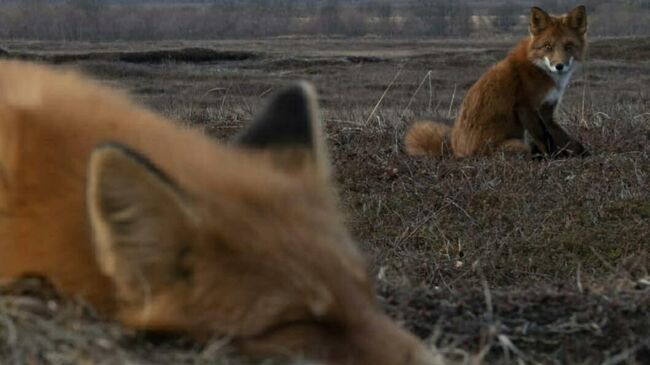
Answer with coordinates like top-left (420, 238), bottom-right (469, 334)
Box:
top-left (535, 56), bottom-right (576, 105)
top-left (543, 70), bottom-right (573, 105)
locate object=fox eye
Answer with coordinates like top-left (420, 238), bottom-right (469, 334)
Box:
top-left (544, 43), bottom-right (553, 51)
top-left (565, 43), bottom-right (575, 51)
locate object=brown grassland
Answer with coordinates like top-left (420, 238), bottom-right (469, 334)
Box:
top-left (0, 36), bottom-right (649, 364)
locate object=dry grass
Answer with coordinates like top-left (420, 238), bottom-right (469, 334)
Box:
top-left (1, 36), bottom-right (649, 364)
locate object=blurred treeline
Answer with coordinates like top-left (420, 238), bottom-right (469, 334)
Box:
top-left (0, 0), bottom-right (648, 40)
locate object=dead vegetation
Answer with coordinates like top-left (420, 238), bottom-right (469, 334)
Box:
top-left (1, 37), bottom-right (649, 364)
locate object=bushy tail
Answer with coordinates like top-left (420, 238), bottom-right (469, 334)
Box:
top-left (404, 121), bottom-right (451, 157)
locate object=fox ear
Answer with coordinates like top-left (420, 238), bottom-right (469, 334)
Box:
top-left (530, 7), bottom-right (551, 35)
top-left (87, 143), bottom-right (194, 302)
top-left (566, 5), bottom-right (587, 34)
top-left (235, 82), bottom-right (330, 176)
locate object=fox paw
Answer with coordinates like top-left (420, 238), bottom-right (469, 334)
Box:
top-left (557, 141), bottom-right (589, 158)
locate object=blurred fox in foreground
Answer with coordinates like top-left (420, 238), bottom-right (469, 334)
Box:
top-left (0, 61), bottom-right (441, 365)
top-left (406, 6), bottom-right (589, 158)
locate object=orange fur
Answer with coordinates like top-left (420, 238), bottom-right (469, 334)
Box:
top-left (0, 61), bottom-right (441, 365)
top-left (406, 6), bottom-right (589, 159)
top-left (404, 121), bottom-right (451, 157)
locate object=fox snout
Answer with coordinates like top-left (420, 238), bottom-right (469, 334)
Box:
top-left (542, 54), bottom-right (574, 74)
top-left (553, 61), bottom-right (566, 72)
top-left (345, 312), bottom-right (442, 365)
top-left (548, 56), bottom-right (574, 73)
top-left (238, 310), bottom-right (442, 365)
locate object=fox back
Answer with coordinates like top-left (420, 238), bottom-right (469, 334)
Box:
top-left (0, 61), bottom-right (440, 365)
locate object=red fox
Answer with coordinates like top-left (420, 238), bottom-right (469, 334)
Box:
top-left (406, 6), bottom-right (589, 158)
top-left (0, 61), bottom-right (441, 365)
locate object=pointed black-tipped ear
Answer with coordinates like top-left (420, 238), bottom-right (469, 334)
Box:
top-left (87, 143), bottom-right (194, 301)
top-left (237, 82), bottom-right (320, 149)
top-left (235, 82), bottom-right (329, 175)
top-left (530, 7), bottom-right (551, 35)
top-left (566, 5), bottom-right (587, 34)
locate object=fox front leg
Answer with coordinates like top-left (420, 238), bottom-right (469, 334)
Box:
top-left (515, 105), bottom-right (554, 156)
top-left (538, 104), bottom-right (588, 157)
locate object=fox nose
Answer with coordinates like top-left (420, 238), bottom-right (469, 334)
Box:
top-left (555, 63), bottom-right (565, 71)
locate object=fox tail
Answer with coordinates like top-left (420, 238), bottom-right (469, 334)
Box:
top-left (404, 121), bottom-right (451, 157)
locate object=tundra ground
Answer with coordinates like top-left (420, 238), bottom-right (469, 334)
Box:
top-left (0, 37), bottom-right (649, 364)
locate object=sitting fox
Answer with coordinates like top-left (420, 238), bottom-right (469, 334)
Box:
top-left (0, 61), bottom-right (440, 365)
top-left (406, 6), bottom-right (589, 158)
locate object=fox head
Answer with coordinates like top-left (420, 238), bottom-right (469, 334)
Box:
top-left (527, 5), bottom-right (588, 76)
top-left (86, 83), bottom-right (441, 365)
